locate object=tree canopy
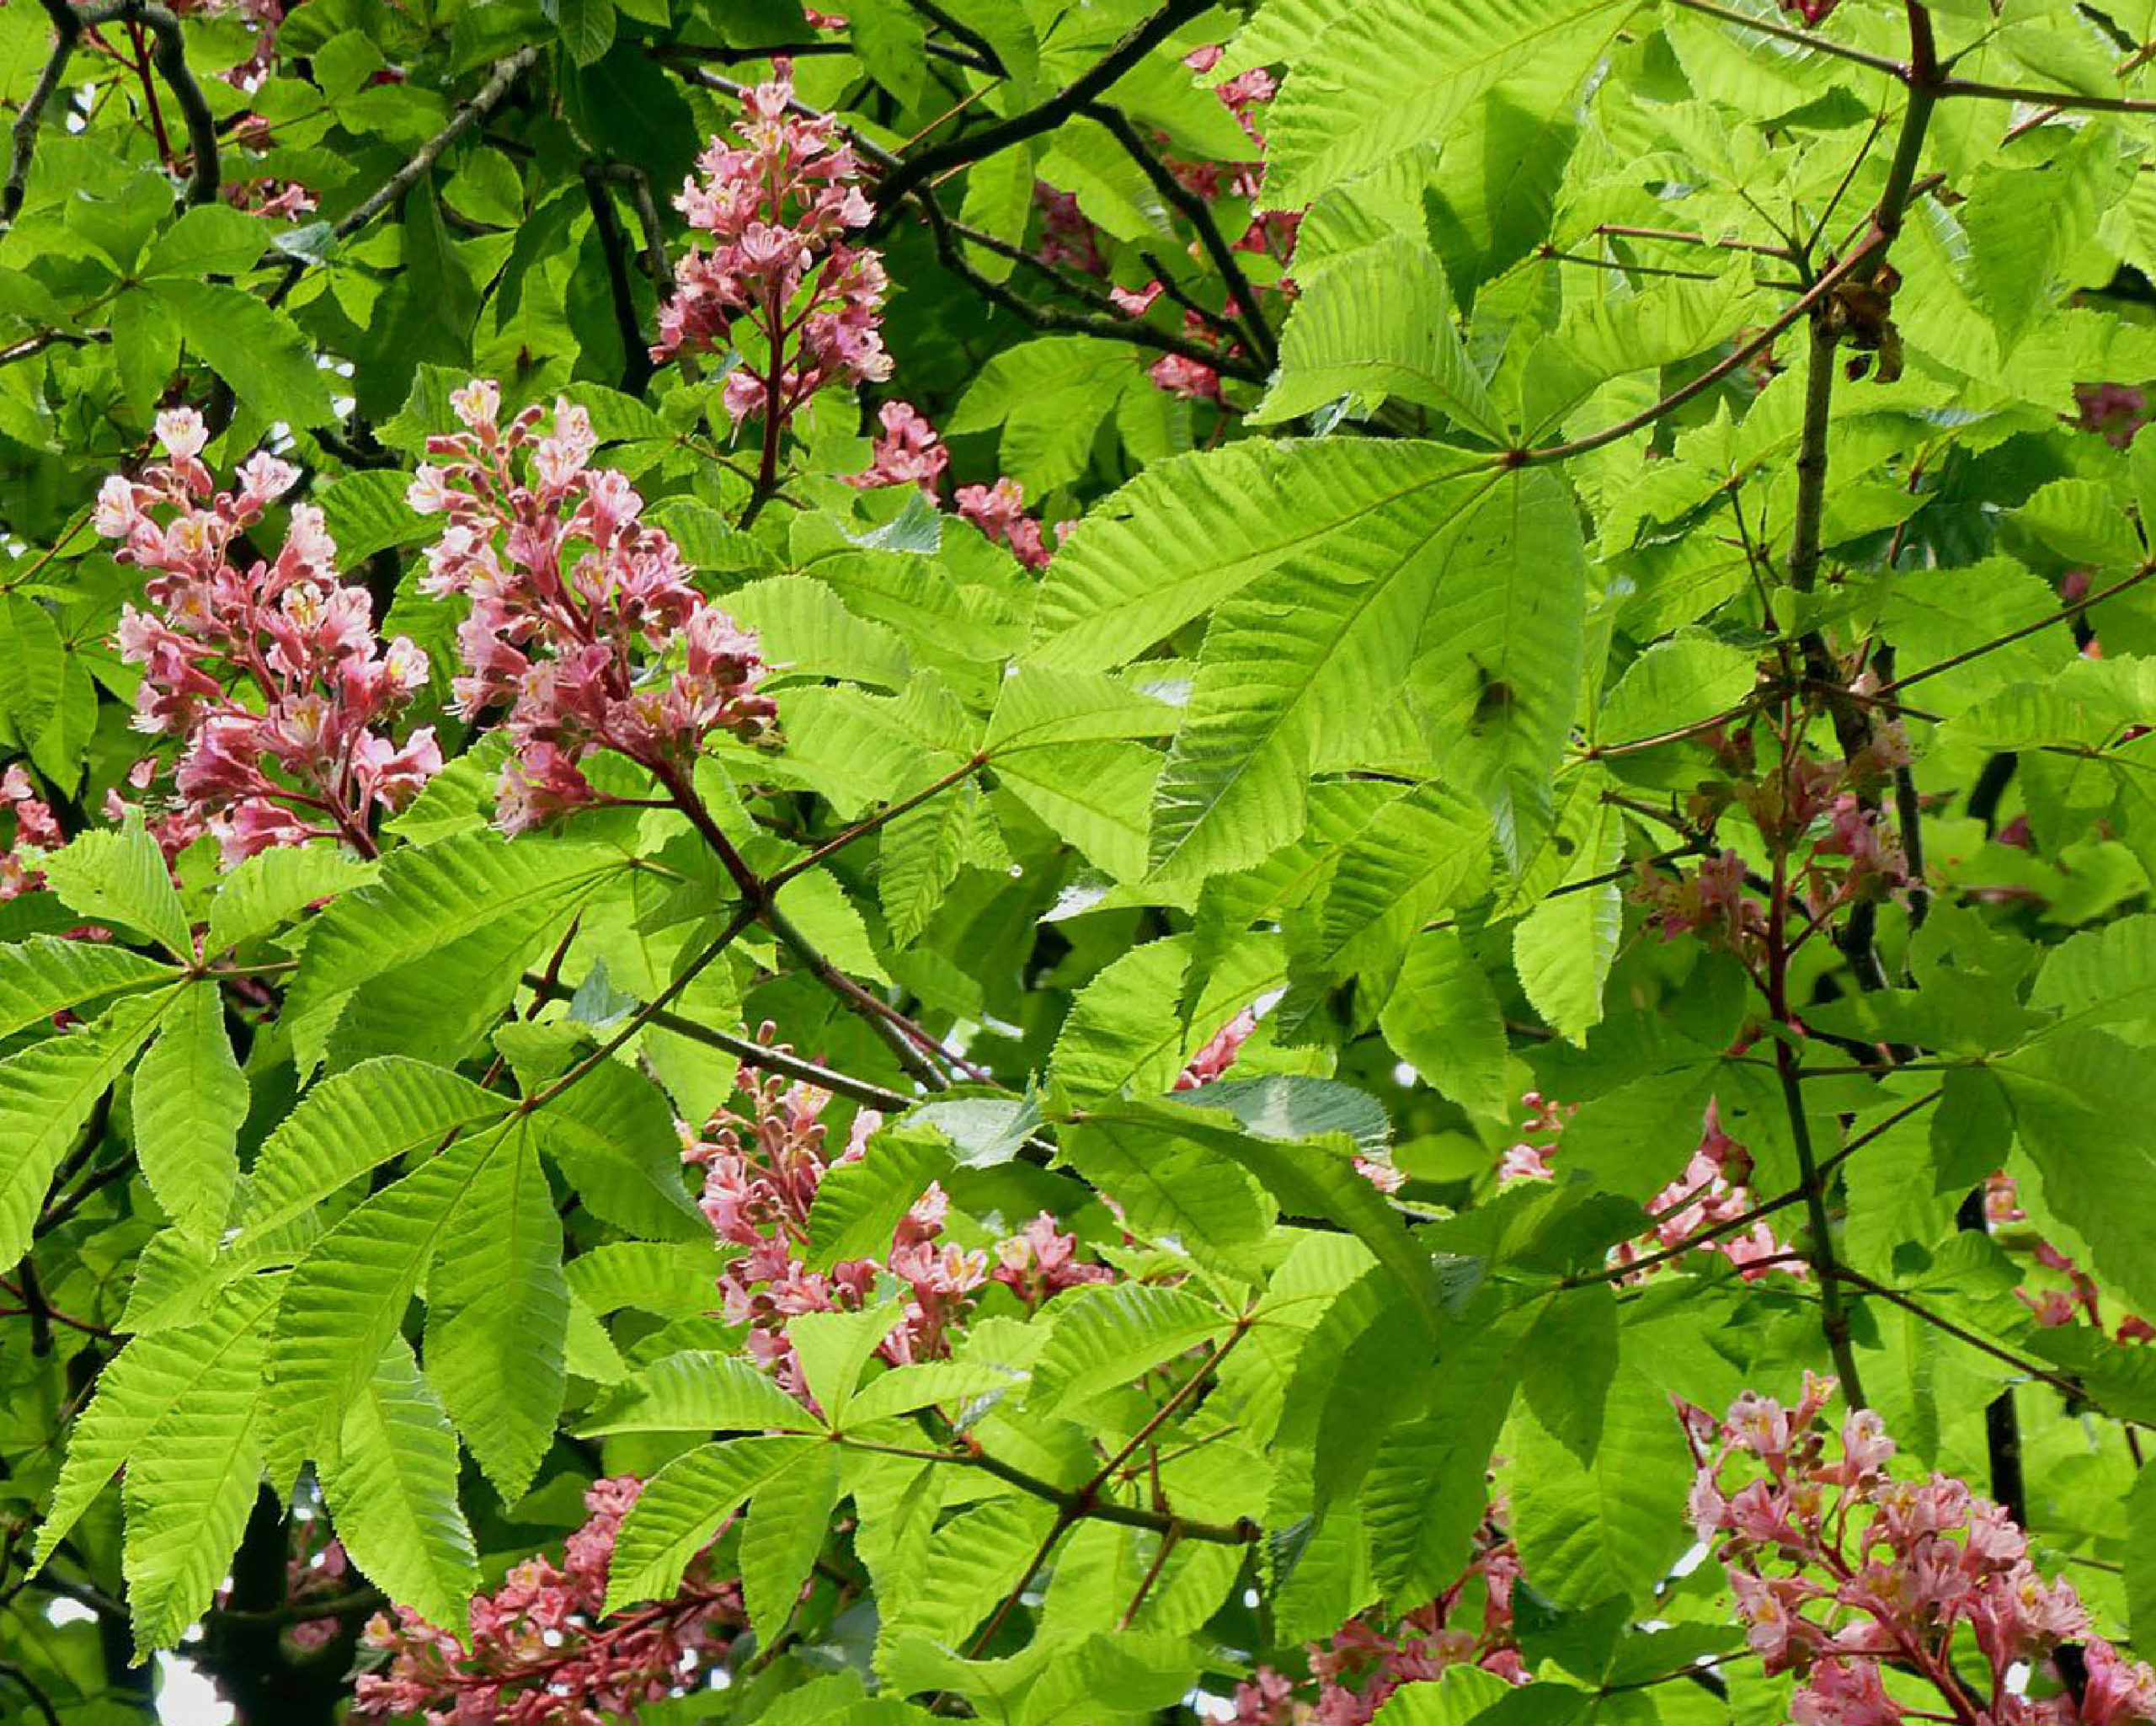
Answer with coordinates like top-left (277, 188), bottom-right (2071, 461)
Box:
top-left (3, 1), bottom-right (2156, 1723)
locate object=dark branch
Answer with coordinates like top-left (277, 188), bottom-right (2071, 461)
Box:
top-left (870, 0), bottom-right (1208, 211)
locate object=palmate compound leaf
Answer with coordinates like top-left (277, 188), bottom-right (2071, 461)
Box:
top-left (1124, 447), bottom-right (1584, 879)
top-left (579, 1349), bottom-right (825, 1436)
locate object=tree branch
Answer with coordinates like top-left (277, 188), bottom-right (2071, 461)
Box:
top-left (269, 44), bottom-right (542, 307)
top-left (869, 0), bottom-right (1209, 212)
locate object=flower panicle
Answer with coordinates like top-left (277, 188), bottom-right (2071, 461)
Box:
top-left (408, 382), bottom-right (777, 834)
top-left (94, 407), bottom-right (441, 866)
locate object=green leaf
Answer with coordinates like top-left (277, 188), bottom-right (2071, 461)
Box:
top-left (318, 1339), bottom-right (481, 1638)
top-left (284, 831), bottom-right (623, 1071)
top-left (41, 812), bottom-right (193, 958)
top-left (606, 1435), bottom-right (819, 1611)
top-left (741, 1443), bottom-right (841, 1641)
top-left (845, 1360), bottom-right (1024, 1426)
top-left (1132, 450), bottom-right (1582, 878)
top-left (1380, 928), bottom-right (1510, 1119)
top-left (317, 469), bottom-right (438, 564)
top-left (1261, 0), bottom-right (1640, 207)
top-left (1254, 236), bottom-right (1506, 438)
top-left (203, 846), bottom-right (376, 954)
top-left (0, 935), bottom-right (178, 1041)
top-left (806, 1125), bottom-right (953, 1269)
top-left (1059, 1115), bottom-right (1276, 1273)
top-left (1963, 130), bottom-right (2118, 358)
top-left (1513, 788), bottom-right (1625, 1043)
top-left (424, 1118), bottom-right (568, 1499)
top-left (1172, 1075), bottom-right (1391, 1163)
top-left (790, 1303), bottom-right (905, 1422)
top-left (131, 982), bottom-right (248, 1243)
top-left (1364, 1311), bottom-right (1528, 1604)
top-left (1423, 90), bottom-right (1577, 308)
top-left (0, 593), bottom-right (63, 745)
top-left (119, 1297), bottom-right (270, 1652)
top-left (239, 1055), bottom-right (513, 1240)
top-left (1029, 1281), bottom-right (1232, 1407)
top-left (949, 335), bottom-right (1137, 493)
top-left (1509, 1349), bottom-right (1690, 1607)
top-left (39, 1276), bottom-right (279, 1566)
top-left (1310, 780), bottom-right (1493, 978)
top-left (532, 1056), bottom-right (709, 1242)
top-left (565, 1241), bottom-right (735, 1318)
top-left (147, 278), bottom-right (339, 425)
top-left (140, 204), bottom-right (270, 279)
top-left (1998, 1029), bottom-right (2156, 1316)
top-left (266, 1122), bottom-right (518, 1473)
top-left (0, 990), bottom-right (173, 1273)
top-left (1370, 1665), bottom-right (1523, 1726)
top-left (551, 0), bottom-right (616, 64)
top-left (1595, 636), bottom-right (1758, 751)
top-left (580, 1350), bottom-right (825, 1435)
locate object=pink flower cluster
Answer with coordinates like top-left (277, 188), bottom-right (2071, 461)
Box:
top-left (0, 764), bottom-right (60, 900)
top-left (1639, 733), bottom-right (1912, 959)
top-left (408, 381), bottom-right (777, 833)
top-left (1499, 1093), bottom-right (1800, 1280)
top-left (1780, 0), bottom-right (1843, 20)
top-left (355, 1476), bottom-right (740, 1725)
top-left (1235, 1522), bottom-right (1524, 1725)
top-left (97, 408), bottom-right (442, 865)
top-left (651, 65), bottom-right (891, 427)
top-left (681, 1032), bottom-right (1108, 1406)
top-left (846, 400), bottom-right (1063, 569)
top-left (1687, 1376), bottom-right (2156, 1726)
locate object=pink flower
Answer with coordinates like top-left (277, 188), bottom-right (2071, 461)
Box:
top-left (846, 400), bottom-right (950, 494)
top-left (1175, 1006), bottom-right (1258, 1088)
top-left (956, 477), bottom-right (1057, 569)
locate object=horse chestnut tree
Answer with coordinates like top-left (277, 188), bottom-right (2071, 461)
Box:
top-left (0, 3), bottom-right (2153, 1724)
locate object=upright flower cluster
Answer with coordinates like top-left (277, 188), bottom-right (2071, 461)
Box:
top-left (1234, 1521), bottom-right (1524, 1725)
top-left (1499, 1093), bottom-right (1799, 1280)
top-left (1983, 1175), bottom-right (2153, 1343)
top-left (1688, 1377), bottom-right (2156, 1726)
top-left (651, 65), bottom-right (891, 429)
top-left (355, 1477), bottom-right (739, 1724)
top-left (408, 381), bottom-right (777, 833)
top-left (97, 409), bottom-right (441, 864)
top-left (681, 1031), bottom-right (1108, 1404)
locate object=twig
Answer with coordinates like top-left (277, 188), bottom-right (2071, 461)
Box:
top-left (4, 2), bottom-right (86, 228)
top-left (583, 165), bottom-right (656, 394)
top-left (1592, 222), bottom-right (1796, 260)
top-left (519, 968), bottom-right (912, 1112)
top-left (1513, 235), bottom-right (1884, 463)
top-left (870, 0), bottom-right (1209, 211)
top-left (1088, 105), bottom-right (1276, 366)
top-left (1938, 76), bottom-right (2156, 115)
top-left (766, 753), bottom-right (990, 891)
top-left (1668, 0), bottom-right (1911, 77)
top-left (268, 44), bottom-right (542, 307)
top-left (591, 159), bottom-right (672, 295)
top-left (0, 1662), bottom-right (61, 1726)
top-left (1881, 564), bottom-right (2156, 693)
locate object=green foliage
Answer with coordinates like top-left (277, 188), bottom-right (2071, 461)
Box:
top-left (3, 0), bottom-right (2155, 1720)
